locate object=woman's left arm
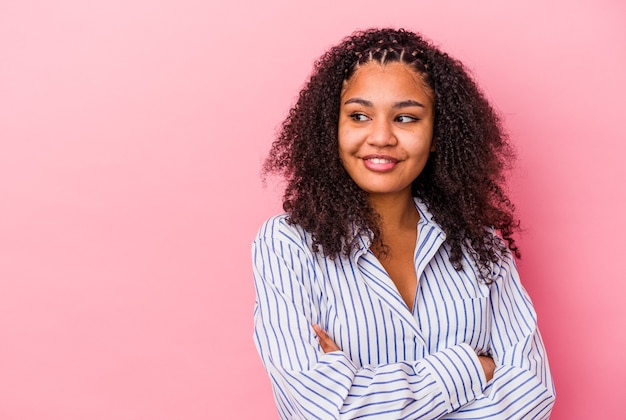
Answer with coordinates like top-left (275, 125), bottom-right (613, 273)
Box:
top-left (442, 250), bottom-right (556, 419)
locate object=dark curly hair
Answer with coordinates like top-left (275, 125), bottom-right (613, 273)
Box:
top-left (263, 28), bottom-right (520, 282)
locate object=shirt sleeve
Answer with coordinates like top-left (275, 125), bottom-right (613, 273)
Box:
top-left (441, 250), bottom-right (556, 419)
top-left (252, 233), bottom-right (487, 419)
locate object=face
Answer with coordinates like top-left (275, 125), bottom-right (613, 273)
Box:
top-left (338, 61), bottom-right (434, 200)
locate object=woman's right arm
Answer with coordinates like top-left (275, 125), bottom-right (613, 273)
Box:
top-left (252, 231), bottom-right (487, 419)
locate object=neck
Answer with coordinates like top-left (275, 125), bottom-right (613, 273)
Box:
top-left (368, 190), bottom-right (419, 233)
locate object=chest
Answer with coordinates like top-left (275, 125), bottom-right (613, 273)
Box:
top-left (316, 246), bottom-right (492, 368)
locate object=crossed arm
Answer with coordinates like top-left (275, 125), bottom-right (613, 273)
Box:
top-left (313, 324), bottom-right (497, 382)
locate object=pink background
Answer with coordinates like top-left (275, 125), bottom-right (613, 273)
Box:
top-left (1, 0), bottom-right (624, 418)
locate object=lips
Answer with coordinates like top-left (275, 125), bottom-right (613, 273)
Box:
top-left (362, 155), bottom-right (399, 172)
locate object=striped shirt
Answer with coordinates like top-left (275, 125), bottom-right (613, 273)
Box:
top-left (252, 198), bottom-right (555, 419)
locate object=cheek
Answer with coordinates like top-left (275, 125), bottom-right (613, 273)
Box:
top-left (416, 129), bottom-right (435, 154)
top-left (337, 145), bottom-right (352, 170)
top-left (337, 133), bottom-right (357, 158)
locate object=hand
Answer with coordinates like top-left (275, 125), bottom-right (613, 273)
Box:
top-left (312, 324), bottom-right (340, 353)
top-left (478, 355), bottom-right (496, 382)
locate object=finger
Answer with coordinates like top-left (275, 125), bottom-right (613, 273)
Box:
top-left (312, 324), bottom-right (325, 338)
top-left (312, 324), bottom-right (340, 353)
top-left (312, 324), bottom-right (331, 349)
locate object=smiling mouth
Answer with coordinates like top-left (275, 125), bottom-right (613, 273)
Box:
top-left (362, 154), bottom-right (399, 163)
top-left (367, 157), bottom-right (396, 164)
top-left (362, 156), bottom-right (399, 172)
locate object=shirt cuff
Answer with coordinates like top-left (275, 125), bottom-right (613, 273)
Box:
top-left (420, 343), bottom-right (486, 412)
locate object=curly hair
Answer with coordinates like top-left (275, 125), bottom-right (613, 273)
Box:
top-left (263, 28), bottom-right (520, 282)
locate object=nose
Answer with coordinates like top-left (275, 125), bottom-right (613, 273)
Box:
top-left (367, 118), bottom-right (396, 147)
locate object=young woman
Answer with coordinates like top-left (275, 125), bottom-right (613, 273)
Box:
top-left (252, 28), bottom-right (555, 419)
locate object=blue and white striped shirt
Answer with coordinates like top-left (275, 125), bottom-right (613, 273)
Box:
top-left (252, 198), bottom-right (555, 419)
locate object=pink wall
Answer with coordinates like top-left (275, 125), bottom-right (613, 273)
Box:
top-left (1, 0), bottom-right (624, 418)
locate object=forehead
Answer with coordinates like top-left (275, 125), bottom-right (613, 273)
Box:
top-left (341, 61), bottom-right (433, 102)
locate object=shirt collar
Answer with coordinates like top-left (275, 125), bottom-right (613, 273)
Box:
top-left (350, 197), bottom-right (445, 260)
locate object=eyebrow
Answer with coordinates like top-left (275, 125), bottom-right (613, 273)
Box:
top-left (344, 98), bottom-right (425, 108)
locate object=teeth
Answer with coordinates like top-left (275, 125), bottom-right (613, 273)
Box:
top-left (368, 158), bottom-right (393, 164)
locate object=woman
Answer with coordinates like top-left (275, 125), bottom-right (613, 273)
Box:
top-left (252, 28), bottom-right (555, 419)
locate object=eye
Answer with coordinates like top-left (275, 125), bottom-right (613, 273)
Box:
top-left (395, 115), bottom-right (419, 123)
top-left (349, 113), bottom-right (369, 122)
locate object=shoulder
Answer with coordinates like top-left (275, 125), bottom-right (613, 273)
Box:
top-left (253, 214), bottom-right (314, 253)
